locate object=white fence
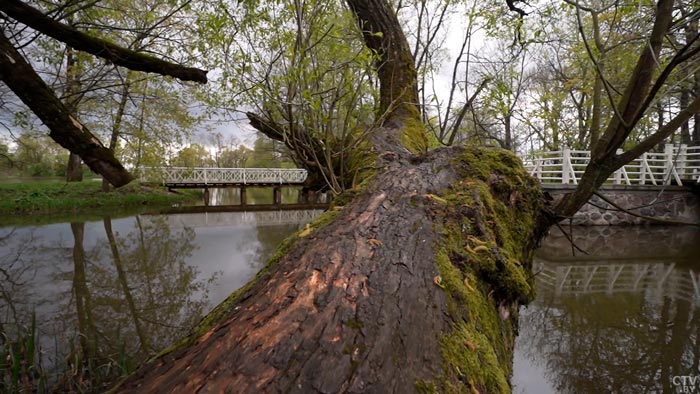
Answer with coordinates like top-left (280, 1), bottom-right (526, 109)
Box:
top-left (138, 167), bottom-right (308, 185)
top-left (523, 144), bottom-right (700, 185)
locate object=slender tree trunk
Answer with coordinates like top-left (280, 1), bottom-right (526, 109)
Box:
top-left (694, 67), bottom-right (700, 145)
top-left (64, 46), bottom-right (84, 182)
top-left (102, 71), bottom-right (132, 191)
top-left (589, 75), bottom-right (602, 150)
top-left (680, 87), bottom-right (691, 144)
top-left (66, 154), bottom-right (83, 182)
top-left (504, 114), bottom-right (513, 151)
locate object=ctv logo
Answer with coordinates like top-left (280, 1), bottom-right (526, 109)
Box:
top-left (672, 376), bottom-right (700, 393)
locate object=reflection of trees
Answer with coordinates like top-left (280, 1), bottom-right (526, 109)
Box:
top-left (1, 216), bottom-right (214, 392)
top-left (520, 289), bottom-right (700, 394)
top-left (0, 227), bottom-right (37, 329)
top-left (61, 217), bottom-right (211, 382)
top-left (254, 224), bottom-right (302, 265)
top-left (69, 222), bottom-right (99, 378)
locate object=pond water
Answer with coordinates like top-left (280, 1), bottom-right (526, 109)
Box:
top-left (4, 205), bottom-right (699, 393)
top-left (197, 187), bottom-right (303, 206)
top-left (0, 209), bottom-right (320, 391)
top-left (513, 225), bottom-right (700, 394)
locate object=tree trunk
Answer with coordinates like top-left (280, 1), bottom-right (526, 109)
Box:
top-left (64, 45), bottom-right (84, 182)
top-left (114, 146), bottom-right (545, 393)
top-left (102, 71), bottom-right (132, 191)
top-left (680, 87), bottom-right (691, 144)
top-left (66, 153), bottom-right (84, 182)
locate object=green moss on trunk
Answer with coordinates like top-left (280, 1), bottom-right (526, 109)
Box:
top-left (425, 147), bottom-right (544, 393)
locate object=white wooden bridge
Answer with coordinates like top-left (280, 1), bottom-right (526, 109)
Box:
top-left (138, 167), bottom-right (308, 187)
top-left (523, 144), bottom-right (700, 186)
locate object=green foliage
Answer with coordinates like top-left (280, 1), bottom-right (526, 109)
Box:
top-left (199, 0), bottom-right (379, 192)
top-left (0, 312), bottom-right (45, 393)
top-left (172, 143), bottom-right (214, 167)
top-left (11, 133), bottom-right (68, 177)
top-left (245, 134), bottom-right (295, 168)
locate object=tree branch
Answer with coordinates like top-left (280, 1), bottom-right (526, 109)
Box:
top-left (0, 0), bottom-right (207, 83)
top-left (346, 0), bottom-right (419, 126)
top-left (505, 0), bottom-right (528, 17)
top-left (616, 95), bottom-right (700, 165)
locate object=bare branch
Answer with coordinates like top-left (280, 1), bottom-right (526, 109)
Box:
top-left (505, 0), bottom-right (528, 17)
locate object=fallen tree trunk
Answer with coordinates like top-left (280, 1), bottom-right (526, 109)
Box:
top-left (114, 145), bottom-right (545, 393)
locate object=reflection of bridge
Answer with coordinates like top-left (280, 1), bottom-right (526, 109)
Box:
top-left (523, 144), bottom-right (700, 185)
top-left (534, 259), bottom-right (700, 306)
top-left (165, 210), bottom-right (323, 228)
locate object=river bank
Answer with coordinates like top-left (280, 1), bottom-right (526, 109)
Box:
top-left (0, 180), bottom-right (199, 226)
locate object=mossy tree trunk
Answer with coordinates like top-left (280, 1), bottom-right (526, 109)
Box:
top-left (113, 1), bottom-right (548, 393)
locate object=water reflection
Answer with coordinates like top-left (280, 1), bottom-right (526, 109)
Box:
top-left (0, 210), bottom-right (320, 392)
top-left (513, 226), bottom-right (700, 394)
top-left (204, 187), bottom-right (302, 206)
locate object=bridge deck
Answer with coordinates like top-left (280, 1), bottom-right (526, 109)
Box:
top-left (139, 167), bottom-right (308, 187)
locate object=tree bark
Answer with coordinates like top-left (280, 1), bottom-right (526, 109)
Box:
top-left (110, 0), bottom-right (699, 391)
top-left (0, 29), bottom-right (133, 187)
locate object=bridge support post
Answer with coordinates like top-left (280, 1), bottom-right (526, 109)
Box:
top-left (299, 188), bottom-right (317, 203)
top-left (240, 186), bottom-right (247, 206)
top-left (203, 188), bottom-right (210, 206)
top-left (273, 187), bottom-right (282, 205)
top-left (664, 144), bottom-right (674, 185)
top-left (562, 147), bottom-right (571, 184)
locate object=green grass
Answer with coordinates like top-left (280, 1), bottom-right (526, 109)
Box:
top-left (0, 180), bottom-right (199, 224)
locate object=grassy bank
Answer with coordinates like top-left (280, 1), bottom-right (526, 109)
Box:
top-left (0, 180), bottom-right (199, 219)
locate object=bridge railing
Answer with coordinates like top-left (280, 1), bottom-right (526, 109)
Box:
top-left (138, 167), bottom-right (308, 185)
top-left (523, 144), bottom-right (700, 185)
